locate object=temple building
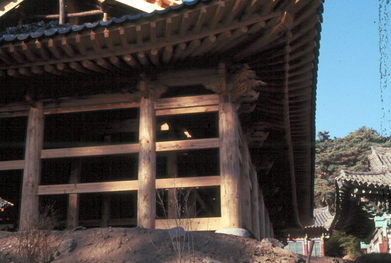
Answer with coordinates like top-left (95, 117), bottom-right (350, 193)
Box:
top-left (285, 206), bottom-right (334, 257)
top-left (0, 0), bottom-right (322, 238)
top-left (334, 147), bottom-right (391, 253)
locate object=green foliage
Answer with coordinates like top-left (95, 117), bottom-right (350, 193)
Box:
top-left (314, 127), bottom-right (391, 210)
top-left (325, 230), bottom-right (362, 259)
top-left (314, 177), bottom-right (335, 208)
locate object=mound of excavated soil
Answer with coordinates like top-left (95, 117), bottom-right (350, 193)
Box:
top-left (0, 227), bottom-right (345, 263)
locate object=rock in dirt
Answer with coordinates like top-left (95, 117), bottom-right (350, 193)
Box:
top-left (215, 228), bottom-right (252, 238)
top-left (57, 238), bottom-right (77, 255)
top-left (261, 237), bottom-right (284, 248)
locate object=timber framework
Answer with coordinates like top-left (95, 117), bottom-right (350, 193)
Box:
top-left (0, 0), bottom-right (323, 238)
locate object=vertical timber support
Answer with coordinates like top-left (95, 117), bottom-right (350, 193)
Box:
top-left (167, 152), bottom-right (178, 219)
top-left (67, 159), bottom-right (81, 229)
top-left (250, 166), bottom-right (260, 240)
top-left (240, 136), bottom-right (252, 233)
top-left (137, 80), bottom-right (156, 229)
top-left (59, 0), bottom-right (65, 24)
top-left (219, 64), bottom-right (241, 229)
top-left (101, 194), bottom-right (111, 227)
top-left (101, 135), bottom-right (112, 227)
top-left (259, 188), bottom-right (266, 238)
top-left (19, 102), bottom-right (44, 231)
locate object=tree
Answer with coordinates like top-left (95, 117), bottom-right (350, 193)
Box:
top-left (315, 127), bottom-right (391, 210)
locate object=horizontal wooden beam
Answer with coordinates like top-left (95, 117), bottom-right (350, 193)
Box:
top-left (41, 144), bottom-right (140, 159)
top-left (0, 160), bottom-right (24, 171)
top-left (156, 138), bottom-right (219, 152)
top-left (155, 94), bottom-right (219, 110)
top-left (156, 175), bottom-right (220, 189)
top-left (0, 0), bottom-right (24, 18)
top-left (40, 138), bottom-right (218, 159)
top-left (0, 93), bottom-right (140, 118)
top-left (157, 69), bottom-right (218, 87)
top-left (0, 94), bottom-right (217, 118)
top-left (156, 105), bottom-right (218, 116)
top-left (38, 176), bottom-right (220, 195)
top-left (38, 180), bottom-right (139, 195)
top-left (32, 9), bottom-right (103, 19)
top-left (156, 217), bottom-right (222, 231)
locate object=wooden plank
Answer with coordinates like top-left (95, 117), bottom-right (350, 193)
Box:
top-left (38, 180), bottom-right (139, 195)
top-left (156, 105), bottom-right (218, 116)
top-left (137, 81), bottom-right (156, 229)
top-left (115, 0), bottom-right (159, 13)
top-left (156, 217), bottom-right (222, 231)
top-left (19, 103), bottom-right (44, 231)
top-left (38, 176), bottom-right (220, 195)
top-left (39, 138), bottom-right (217, 159)
top-left (157, 69), bottom-right (220, 87)
top-left (0, 160), bottom-right (25, 171)
top-left (41, 144), bottom-right (139, 159)
top-left (155, 94), bottom-right (219, 110)
top-left (156, 138), bottom-right (219, 152)
top-left (0, 0), bottom-right (24, 18)
top-left (156, 176), bottom-right (220, 189)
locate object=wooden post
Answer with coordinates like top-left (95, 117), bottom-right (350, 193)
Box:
top-left (265, 209), bottom-right (271, 237)
top-left (137, 80), bottom-right (156, 228)
top-left (259, 188), bottom-right (266, 239)
top-left (240, 138), bottom-right (252, 232)
top-left (167, 152), bottom-right (178, 219)
top-left (250, 166), bottom-right (260, 240)
top-left (101, 194), bottom-right (111, 227)
top-left (59, 0), bottom-right (65, 24)
top-left (101, 135), bottom-right (112, 227)
top-left (67, 159), bottom-right (81, 229)
top-left (19, 102), bottom-right (44, 231)
top-left (219, 92), bottom-right (241, 228)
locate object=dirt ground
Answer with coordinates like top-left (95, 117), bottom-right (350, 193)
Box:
top-left (0, 227), bottom-right (346, 263)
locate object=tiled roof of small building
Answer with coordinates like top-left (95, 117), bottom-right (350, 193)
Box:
top-left (0, 0), bottom-right (208, 43)
top-left (369, 146), bottom-right (391, 173)
top-left (306, 206), bottom-right (334, 230)
top-left (336, 170), bottom-right (391, 188)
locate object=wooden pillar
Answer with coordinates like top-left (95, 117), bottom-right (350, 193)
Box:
top-left (240, 138), bottom-right (252, 232)
top-left (250, 166), bottom-right (260, 240)
top-left (19, 102), bottom-right (44, 231)
top-left (101, 135), bottom-right (112, 227)
top-left (167, 152), bottom-right (178, 219)
top-left (137, 81), bottom-right (156, 229)
top-left (59, 0), bottom-right (65, 24)
top-left (67, 159), bottom-right (81, 229)
top-left (101, 194), bottom-right (111, 227)
top-left (219, 93), bottom-right (241, 228)
top-left (259, 188), bottom-right (266, 238)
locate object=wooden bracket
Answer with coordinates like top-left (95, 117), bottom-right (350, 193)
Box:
top-left (138, 76), bottom-right (168, 100)
top-left (204, 63), bottom-right (265, 111)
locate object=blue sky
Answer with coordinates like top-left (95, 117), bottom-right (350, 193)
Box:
top-left (316, 0), bottom-right (390, 138)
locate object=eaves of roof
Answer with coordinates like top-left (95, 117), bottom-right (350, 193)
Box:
top-left (0, 0), bottom-right (209, 43)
